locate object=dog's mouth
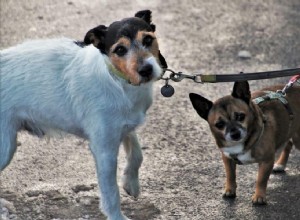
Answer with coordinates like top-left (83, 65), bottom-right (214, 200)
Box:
top-left (225, 127), bottom-right (247, 143)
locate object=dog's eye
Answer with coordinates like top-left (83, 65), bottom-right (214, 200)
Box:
top-left (114, 46), bottom-right (127, 56)
top-left (143, 36), bottom-right (154, 47)
top-left (215, 120), bottom-right (226, 130)
top-left (235, 112), bottom-right (245, 122)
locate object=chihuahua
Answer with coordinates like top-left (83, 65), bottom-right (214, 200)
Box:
top-left (190, 81), bottom-right (300, 205)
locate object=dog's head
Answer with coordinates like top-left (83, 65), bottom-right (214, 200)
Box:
top-left (189, 81), bottom-right (256, 148)
top-left (84, 10), bottom-right (167, 85)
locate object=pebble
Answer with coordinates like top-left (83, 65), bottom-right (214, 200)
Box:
top-left (238, 50), bottom-right (252, 59)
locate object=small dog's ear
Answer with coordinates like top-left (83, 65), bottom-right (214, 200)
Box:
top-left (135, 10), bottom-right (156, 31)
top-left (189, 93), bottom-right (213, 121)
top-left (231, 81), bottom-right (251, 104)
top-left (84, 25), bottom-right (107, 53)
top-left (158, 51), bottom-right (168, 69)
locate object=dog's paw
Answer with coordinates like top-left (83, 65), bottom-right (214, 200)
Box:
top-left (107, 212), bottom-right (131, 220)
top-left (272, 163), bottom-right (286, 173)
top-left (122, 175), bottom-right (140, 198)
top-left (222, 189), bottom-right (236, 198)
top-left (252, 194), bottom-right (267, 205)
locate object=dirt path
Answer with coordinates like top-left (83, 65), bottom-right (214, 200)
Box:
top-left (1, 0), bottom-right (300, 219)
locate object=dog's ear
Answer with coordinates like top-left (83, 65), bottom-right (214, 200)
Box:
top-left (135, 10), bottom-right (156, 31)
top-left (231, 81), bottom-right (251, 104)
top-left (189, 93), bottom-right (213, 121)
top-left (84, 25), bottom-right (107, 53)
top-left (158, 51), bottom-right (168, 69)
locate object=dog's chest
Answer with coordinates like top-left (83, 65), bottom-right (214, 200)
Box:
top-left (121, 85), bottom-right (153, 133)
top-left (222, 144), bottom-right (256, 164)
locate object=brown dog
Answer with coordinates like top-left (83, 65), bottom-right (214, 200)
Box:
top-left (189, 81), bottom-right (300, 205)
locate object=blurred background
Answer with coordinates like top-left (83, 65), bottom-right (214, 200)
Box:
top-left (1, 1), bottom-right (300, 219)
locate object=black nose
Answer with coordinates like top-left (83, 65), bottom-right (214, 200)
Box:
top-left (230, 128), bottom-right (241, 141)
top-left (138, 64), bottom-right (153, 77)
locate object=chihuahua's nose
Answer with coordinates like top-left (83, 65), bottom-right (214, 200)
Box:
top-left (230, 128), bottom-right (241, 141)
top-left (138, 64), bottom-right (153, 77)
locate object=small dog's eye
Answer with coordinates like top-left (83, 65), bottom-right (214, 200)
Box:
top-left (235, 112), bottom-right (245, 122)
top-left (143, 36), bottom-right (154, 47)
top-left (215, 121), bottom-right (226, 130)
top-left (114, 46), bottom-right (127, 56)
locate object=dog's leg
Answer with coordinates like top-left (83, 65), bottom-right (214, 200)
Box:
top-left (292, 129), bottom-right (300, 150)
top-left (122, 131), bottom-right (143, 198)
top-left (252, 160), bottom-right (274, 205)
top-left (89, 130), bottom-right (128, 220)
top-left (0, 117), bottom-right (17, 171)
top-left (222, 153), bottom-right (237, 198)
top-left (273, 141), bottom-right (293, 172)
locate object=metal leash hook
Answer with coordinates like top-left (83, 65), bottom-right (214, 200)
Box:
top-left (160, 68), bottom-right (203, 97)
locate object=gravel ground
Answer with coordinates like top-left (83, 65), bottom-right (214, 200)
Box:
top-left (1, 0), bottom-right (300, 219)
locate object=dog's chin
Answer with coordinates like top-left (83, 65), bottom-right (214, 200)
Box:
top-left (224, 139), bottom-right (245, 148)
top-left (129, 75), bottom-right (156, 86)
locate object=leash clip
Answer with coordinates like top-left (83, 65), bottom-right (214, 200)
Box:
top-left (170, 72), bottom-right (203, 83)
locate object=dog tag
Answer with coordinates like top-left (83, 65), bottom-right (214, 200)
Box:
top-left (161, 84), bottom-right (175, 97)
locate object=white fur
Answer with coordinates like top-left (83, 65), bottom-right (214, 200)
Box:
top-left (222, 144), bottom-right (255, 164)
top-left (0, 38), bottom-right (162, 220)
top-left (237, 150), bottom-right (255, 164)
top-left (222, 144), bottom-right (244, 156)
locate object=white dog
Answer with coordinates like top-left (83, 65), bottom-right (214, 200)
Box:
top-left (0, 10), bottom-right (167, 220)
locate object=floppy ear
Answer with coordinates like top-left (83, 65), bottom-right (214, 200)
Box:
top-left (231, 81), bottom-right (251, 104)
top-left (135, 10), bottom-right (156, 31)
top-left (189, 93), bottom-right (213, 121)
top-left (84, 25), bottom-right (107, 53)
top-left (158, 51), bottom-right (168, 69)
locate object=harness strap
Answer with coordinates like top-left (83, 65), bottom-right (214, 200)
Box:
top-left (253, 91), bottom-right (294, 123)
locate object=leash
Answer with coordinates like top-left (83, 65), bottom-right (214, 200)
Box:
top-left (160, 68), bottom-right (300, 97)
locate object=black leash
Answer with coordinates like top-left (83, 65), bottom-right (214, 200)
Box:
top-left (160, 68), bottom-right (300, 97)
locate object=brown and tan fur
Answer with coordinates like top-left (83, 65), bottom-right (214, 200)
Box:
top-left (190, 81), bottom-right (300, 205)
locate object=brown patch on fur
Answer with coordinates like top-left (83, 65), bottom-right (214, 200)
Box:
top-left (109, 37), bottom-right (140, 84)
top-left (136, 31), bottom-right (160, 61)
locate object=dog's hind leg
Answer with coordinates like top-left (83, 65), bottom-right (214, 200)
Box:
top-left (0, 117), bottom-right (18, 171)
top-left (122, 131), bottom-right (143, 198)
top-left (273, 140), bottom-right (293, 172)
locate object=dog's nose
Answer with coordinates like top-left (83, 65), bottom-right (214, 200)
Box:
top-left (138, 64), bottom-right (153, 77)
top-left (230, 128), bottom-right (241, 141)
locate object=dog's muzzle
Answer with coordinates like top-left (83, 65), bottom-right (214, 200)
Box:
top-left (138, 64), bottom-right (153, 78)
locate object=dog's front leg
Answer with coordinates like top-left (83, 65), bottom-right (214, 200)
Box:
top-left (122, 131), bottom-right (143, 198)
top-left (89, 130), bottom-right (128, 220)
top-left (222, 153), bottom-right (237, 198)
top-left (252, 160), bottom-right (274, 205)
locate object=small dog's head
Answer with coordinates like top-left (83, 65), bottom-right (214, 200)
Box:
top-left (84, 10), bottom-right (167, 85)
top-left (189, 81), bottom-right (256, 148)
